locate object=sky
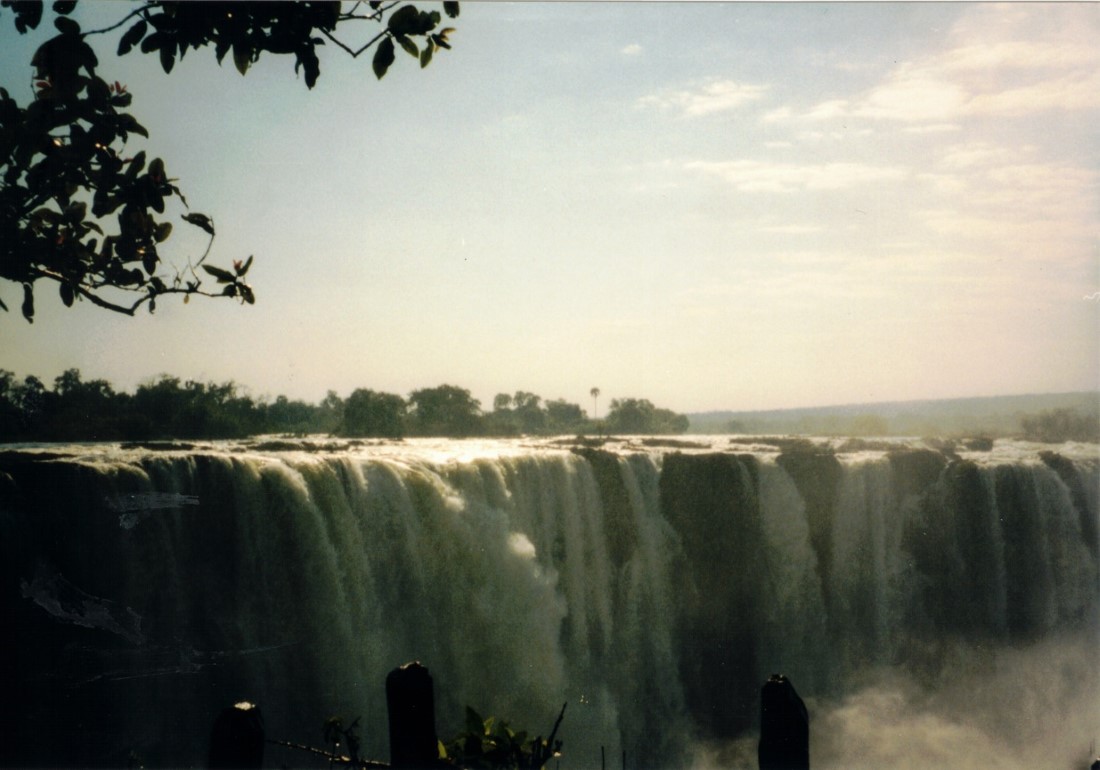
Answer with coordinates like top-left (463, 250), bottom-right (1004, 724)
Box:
top-left (1, 2), bottom-right (1098, 414)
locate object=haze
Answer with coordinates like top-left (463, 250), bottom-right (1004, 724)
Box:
top-left (1, 2), bottom-right (1097, 414)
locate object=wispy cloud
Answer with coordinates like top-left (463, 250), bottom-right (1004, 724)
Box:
top-left (772, 5), bottom-right (1100, 127)
top-left (916, 146), bottom-right (1099, 249)
top-left (685, 159), bottom-right (907, 193)
top-left (639, 79), bottom-right (768, 117)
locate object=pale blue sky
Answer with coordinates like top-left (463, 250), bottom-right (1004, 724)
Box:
top-left (2, 2), bottom-right (1097, 413)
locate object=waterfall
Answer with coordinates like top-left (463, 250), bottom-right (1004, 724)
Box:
top-left (1, 439), bottom-right (1097, 768)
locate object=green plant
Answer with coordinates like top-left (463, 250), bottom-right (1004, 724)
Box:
top-left (439, 705), bottom-right (565, 770)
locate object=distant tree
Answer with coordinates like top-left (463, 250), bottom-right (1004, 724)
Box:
top-left (407, 384), bottom-right (482, 437)
top-left (606, 397), bottom-right (650, 433)
top-left (0, 0), bottom-right (458, 320)
top-left (486, 392), bottom-right (518, 435)
top-left (44, 367), bottom-right (124, 438)
top-left (605, 397), bottom-right (688, 435)
top-left (317, 389), bottom-right (345, 434)
top-left (590, 387), bottom-right (600, 420)
top-left (511, 390), bottom-right (545, 434)
top-left (265, 394), bottom-right (321, 436)
top-left (10, 373), bottom-right (50, 434)
top-left (128, 375), bottom-right (261, 438)
top-left (1021, 408), bottom-right (1100, 443)
top-left (0, 369), bottom-right (48, 438)
top-left (337, 387), bottom-right (405, 438)
top-left (545, 398), bottom-right (584, 434)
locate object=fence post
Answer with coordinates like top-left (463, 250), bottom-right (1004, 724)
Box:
top-left (387, 661), bottom-right (440, 769)
top-left (758, 674), bottom-right (808, 770)
top-left (208, 701), bottom-right (264, 769)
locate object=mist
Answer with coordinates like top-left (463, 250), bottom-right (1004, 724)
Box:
top-left (691, 635), bottom-right (1099, 770)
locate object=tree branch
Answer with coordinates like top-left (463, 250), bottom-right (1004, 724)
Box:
top-left (264, 739), bottom-right (389, 768)
top-left (81, 4), bottom-right (153, 38)
top-left (29, 264), bottom-right (241, 318)
top-left (338, 1), bottom-right (403, 24)
top-left (321, 26), bottom-right (390, 59)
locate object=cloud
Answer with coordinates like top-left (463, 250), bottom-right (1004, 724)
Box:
top-left (685, 159), bottom-right (907, 193)
top-left (775, 5), bottom-right (1100, 127)
top-left (620, 43), bottom-right (643, 56)
top-left (639, 79), bottom-right (768, 117)
top-left (937, 141), bottom-right (1020, 169)
top-left (853, 70), bottom-right (969, 122)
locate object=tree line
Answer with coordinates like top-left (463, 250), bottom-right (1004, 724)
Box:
top-left (0, 369), bottom-right (688, 441)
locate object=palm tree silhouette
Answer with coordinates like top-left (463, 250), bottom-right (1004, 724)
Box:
top-left (590, 387), bottom-right (600, 420)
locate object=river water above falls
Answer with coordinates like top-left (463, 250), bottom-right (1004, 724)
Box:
top-left (1, 436), bottom-right (1097, 769)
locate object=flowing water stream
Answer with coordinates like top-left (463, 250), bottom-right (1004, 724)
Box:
top-left (1, 436), bottom-right (1097, 768)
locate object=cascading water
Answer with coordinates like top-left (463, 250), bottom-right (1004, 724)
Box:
top-left (0, 437), bottom-right (1097, 769)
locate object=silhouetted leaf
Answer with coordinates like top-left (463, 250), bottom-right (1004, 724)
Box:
top-left (53, 15), bottom-right (79, 36)
top-left (117, 20), bottom-right (147, 55)
top-left (142, 249), bottom-right (157, 275)
top-left (126, 150), bottom-right (147, 178)
top-left (182, 212), bottom-right (214, 235)
top-left (59, 282), bottom-right (74, 307)
top-left (443, 2), bottom-right (459, 18)
top-left (420, 42), bottom-right (433, 68)
top-left (117, 113), bottom-right (149, 138)
top-left (232, 43), bottom-right (250, 76)
top-left (140, 32), bottom-right (162, 53)
top-left (154, 221), bottom-right (172, 242)
top-left (145, 12), bottom-right (170, 31)
top-left (235, 255), bottom-right (252, 276)
top-left (295, 47), bottom-right (320, 89)
top-left (202, 264), bottom-right (234, 283)
top-left (239, 284), bottom-right (254, 304)
top-left (52, 1), bottom-right (76, 15)
top-left (159, 40), bottom-right (175, 73)
top-left (372, 37), bottom-right (394, 79)
top-left (63, 200), bottom-right (86, 223)
top-left (12, 1), bottom-right (43, 33)
top-left (396, 35), bottom-right (418, 58)
top-left (386, 5), bottom-right (419, 35)
top-left (21, 283), bottom-right (34, 322)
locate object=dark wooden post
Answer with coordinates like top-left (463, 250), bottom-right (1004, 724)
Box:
top-left (387, 661), bottom-right (440, 769)
top-left (758, 674), bottom-right (808, 770)
top-left (208, 701), bottom-right (265, 769)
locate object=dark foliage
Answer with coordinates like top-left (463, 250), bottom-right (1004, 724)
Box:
top-left (0, 368), bottom-right (690, 442)
top-left (1020, 407), bottom-right (1100, 443)
top-left (0, 0), bottom-right (456, 320)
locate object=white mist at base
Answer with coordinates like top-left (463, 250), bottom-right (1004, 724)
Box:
top-left (690, 635), bottom-right (1099, 770)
